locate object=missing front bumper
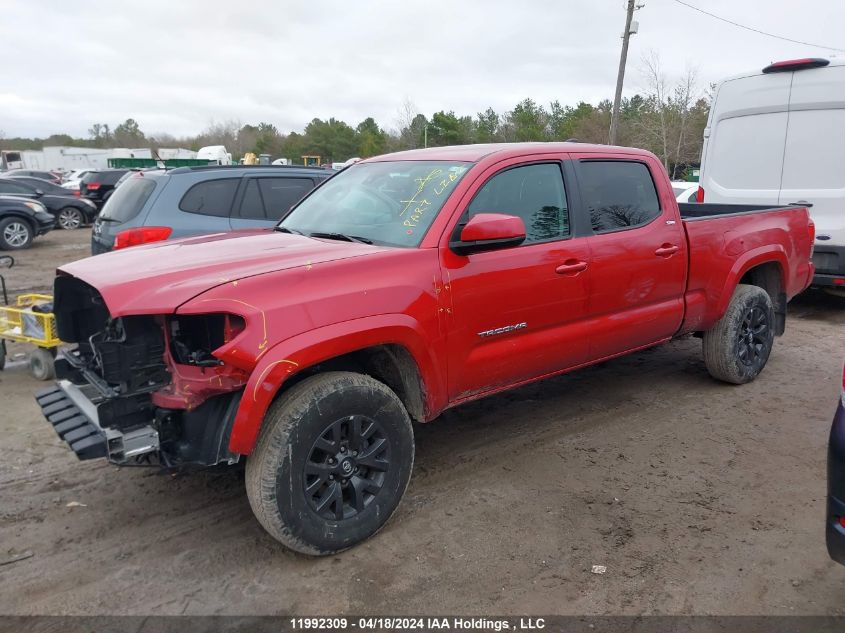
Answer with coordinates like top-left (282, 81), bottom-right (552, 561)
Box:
top-left (36, 380), bottom-right (159, 463)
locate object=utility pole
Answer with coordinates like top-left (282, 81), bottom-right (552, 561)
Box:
top-left (610, 0), bottom-right (639, 145)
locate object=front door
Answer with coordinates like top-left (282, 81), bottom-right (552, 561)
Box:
top-left (441, 158), bottom-right (591, 401)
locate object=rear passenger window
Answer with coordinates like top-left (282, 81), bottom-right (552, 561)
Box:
top-left (259, 178), bottom-right (315, 220)
top-left (578, 161), bottom-right (661, 233)
top-left (467, 163), bottom-right (569, 243)
top-left (179, 179), bottom-right (240, 217)
top-left (237, 178), bottom-right (316, 220)
top-left (239, 180), bottom-right (264, 219)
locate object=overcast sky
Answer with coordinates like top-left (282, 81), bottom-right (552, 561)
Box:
top-left (1, 0), bottom-right (843, 140)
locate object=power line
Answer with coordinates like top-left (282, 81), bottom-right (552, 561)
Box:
top-left (672, 0), bottom-right (845, 53)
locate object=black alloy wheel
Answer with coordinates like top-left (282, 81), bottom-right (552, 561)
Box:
top-left (736, 305), bottom-right (769, 368)
top-left (304, 414), bottom-right (389, 520)
top-left (702, 283), bottom-right (775, 384)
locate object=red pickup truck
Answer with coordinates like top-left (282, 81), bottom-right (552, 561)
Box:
top-left (37, 143), bottom-right (815, 555)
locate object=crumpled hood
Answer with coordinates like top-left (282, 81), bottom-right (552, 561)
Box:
top-left (58, 229), bottom-right (388, 316)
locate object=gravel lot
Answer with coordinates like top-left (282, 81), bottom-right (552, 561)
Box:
top-left (1, 229), bottom-right (844, 615)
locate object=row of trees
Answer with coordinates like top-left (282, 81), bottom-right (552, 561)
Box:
top-left (1, 57), bottom-right (709, 179)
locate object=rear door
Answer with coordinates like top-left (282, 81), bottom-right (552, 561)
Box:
top-left (442, 155), bottom-right (592, 400)
top-left (571, 154), bottom-right (687, 360)
top-left (230, 176), bottom-right (319, 229)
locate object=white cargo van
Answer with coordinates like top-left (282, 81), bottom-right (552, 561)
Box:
top-left (698, 57), bottom-right (845, 290)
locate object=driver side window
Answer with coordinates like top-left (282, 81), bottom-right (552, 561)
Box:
top-left (467, 163), bottom-right (569, 243)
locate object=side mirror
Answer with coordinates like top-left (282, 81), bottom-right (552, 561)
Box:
top-left (450, 213), bottom-right (526, 256)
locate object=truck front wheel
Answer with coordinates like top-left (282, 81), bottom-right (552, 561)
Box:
top-left (702, 284), bottom-right (775, 384)
top-left (245, 371), bottom-right (414, 555)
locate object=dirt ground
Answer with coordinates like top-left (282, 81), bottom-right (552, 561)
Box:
top-left (1, 229), bottom-right (844, 615)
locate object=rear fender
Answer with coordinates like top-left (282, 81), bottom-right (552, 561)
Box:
top-left (714, 246), bottom-right (787, 323)
top-left (227, 314), bottom-right (444, 455)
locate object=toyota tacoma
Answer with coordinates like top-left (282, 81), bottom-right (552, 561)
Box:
top-left (35, 143), bottom-right (815, 555)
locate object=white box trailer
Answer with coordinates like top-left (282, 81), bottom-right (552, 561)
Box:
top-left (45, 147), bottom-right (116, 170)
top-left (1, 146), bottom-right (196, 172)
top-left (0, 150), bottom-right (45, 170)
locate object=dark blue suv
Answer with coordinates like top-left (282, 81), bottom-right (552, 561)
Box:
top-left (91, 165), bottom-right (331, 254)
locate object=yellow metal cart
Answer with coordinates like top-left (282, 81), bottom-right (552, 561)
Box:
top-left (0, 256), bottom-right (60, 380)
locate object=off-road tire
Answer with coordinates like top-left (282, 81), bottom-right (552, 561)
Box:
top-left (703, 284), bottom-right (775, 384)
top-left (245, 371), bottom-right (414, 555)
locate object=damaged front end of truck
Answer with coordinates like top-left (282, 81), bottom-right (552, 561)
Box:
top-left (36, 274), bottom-right (250, 467)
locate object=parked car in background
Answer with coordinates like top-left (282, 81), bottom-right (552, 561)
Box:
top-left (672, 181), bottom-right (699, 203)
top-left (79, 169), bottom-right (130, 210)
top-left (112, 167), bottom-right (156, 189)
top-left (0, 169), bottom-right (62, 184)
top-left (698, 57), bottom-right (845, 292)
top-left (61, 168), bottom-right (97, 191)
top-left (827, 361), bottom-right (845, 565)
top-left (0, 195), bottom-right (55, 250)
top-left (0, 177), bottom-right (98, 230)
top-left (91, 165), bottom-right (330, 253)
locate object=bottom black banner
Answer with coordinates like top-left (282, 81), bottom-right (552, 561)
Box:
top-left (1, 616), bottom-right (844, 633)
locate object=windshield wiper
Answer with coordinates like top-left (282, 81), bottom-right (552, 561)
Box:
top-left (307, 231), bottom-right (373, 244)
top-left (274, 226), bottom-right (304, 235)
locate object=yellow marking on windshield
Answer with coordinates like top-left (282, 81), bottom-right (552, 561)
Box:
top-left (434, 170), bottom-right (459, 195)
top-left (400, 169), bottom-right (441, 216)
top-left (399, 167), bottom-right (464, 228)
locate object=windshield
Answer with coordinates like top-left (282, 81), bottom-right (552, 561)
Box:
top-left (672, 186), bottom-right (686, 196)
top-left (280, 160), bottom-right (471, 247)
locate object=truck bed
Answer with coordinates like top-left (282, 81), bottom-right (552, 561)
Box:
top-left (679, 201), bottom-right (814, 336)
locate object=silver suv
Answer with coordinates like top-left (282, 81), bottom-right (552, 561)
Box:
top-left (91, 165), bottom-right (331, 254)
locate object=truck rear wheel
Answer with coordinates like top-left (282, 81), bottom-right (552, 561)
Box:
top-left (702, 284), bottom-right (775, 384)
top-left (245, 371), bottom-right (414, 555)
